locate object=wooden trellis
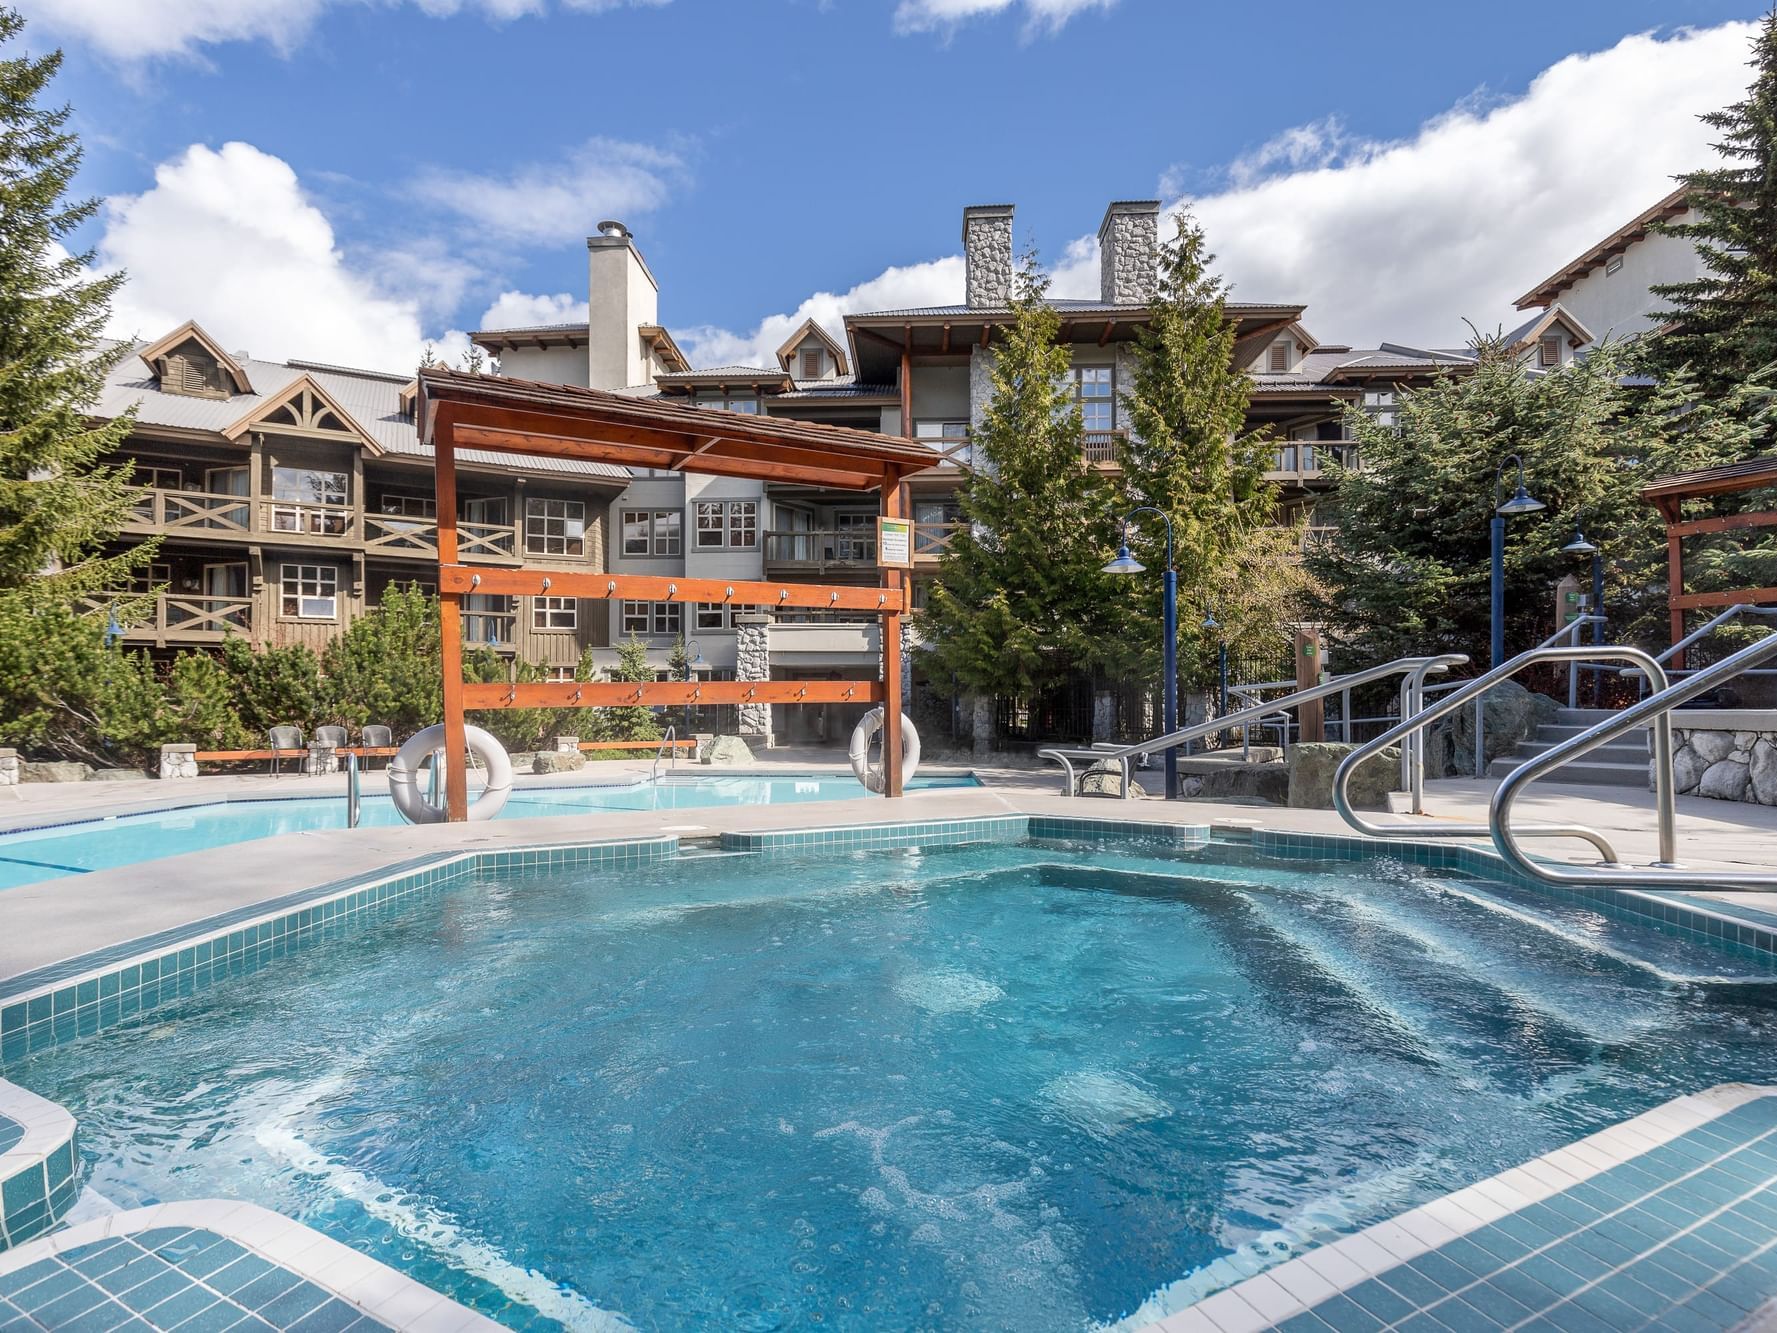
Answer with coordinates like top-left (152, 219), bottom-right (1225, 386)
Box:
top-left (416, 367), bottom-right (939, 819)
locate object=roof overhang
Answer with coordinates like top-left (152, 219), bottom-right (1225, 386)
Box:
top-left (654, 369), bottom-right (795, 396)
top-left (418, 368), bottom-right (939, 492)
top-left (1643, 454), bottom-right (1777, 518)
top-left (137, 320), bottom-right (254, 395)
top-left (775, 318), bottom-right (851, 376)
top-left (1514, 187), bottom-right (1691, 311)
top-left (637, 324), bottom-right (691, 373)
top-left (470, 324), bottom-right (590, 354)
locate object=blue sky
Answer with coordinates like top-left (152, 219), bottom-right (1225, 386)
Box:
top-left (18, 0), bottom-right (1768, 373)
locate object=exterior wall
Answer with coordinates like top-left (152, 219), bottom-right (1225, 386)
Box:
top-left (1664, 715), bottom-right (1777, 806)
top-left (492, 344), bottom-right (588, 388)
top-left (1556, 209), bottom-right (1704, 345)
top-left (910, 366), bottom-right (969, 422)
top-left (587, 231), bottom-right (659, 390)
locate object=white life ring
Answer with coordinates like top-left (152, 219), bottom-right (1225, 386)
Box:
top-left (388, 724), bottom-right (513, 824)
top-left (848, 707), bottom-right (920, 793)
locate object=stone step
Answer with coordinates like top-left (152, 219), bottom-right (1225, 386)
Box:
top-left (1486, 755), bottom-right (1649, 787)
top-left (1554, 708), bottom-right (1621, 725)
top-left (1513, 737), bottom-right (1650, 763)
top-left (1536, 722), bottom-right (1651, 743)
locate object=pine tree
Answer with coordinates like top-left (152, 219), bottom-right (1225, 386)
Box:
top-left (605, 633), bottom-right (662, 742)
top-left (917, 255), bottom-right (1126, 704)
top-left (0, 9), bottom-right (151, 608)
top-left (1643, 9), bottom-right (1777, 399)
top-left (1119, 210), bottom-right (1304, 681)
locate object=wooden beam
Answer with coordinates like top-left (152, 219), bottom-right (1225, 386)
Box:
top-left (940, 323), bottom-right (951, 354)
top-left (438, 565), bottom-right (906, 613)
top-left (670, 435), bottom-right (724, 470)
top-left (436, 424), bottom-right (469, 822)
top-left (979, 325), bottom-right (991, 349)
top-left (1098, 320), bottom-right (1115, 346)
top-left (465, 679), bottom-right (886, 709)
top-left (1668, 529), bottom-right (1686, 665)
top-left (1672, 586), bottom-right (1777, 611)
top-left (854, 327), bottom-right (906, 352)
top-left (1667, 511), bottom-right (1777, 539)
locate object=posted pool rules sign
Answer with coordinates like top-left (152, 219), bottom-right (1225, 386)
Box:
top-left (877, 516), bottom-right (914, 570)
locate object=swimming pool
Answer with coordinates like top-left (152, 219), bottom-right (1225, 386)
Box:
top-left (0, 772), bottom-right (979, 890)
top-left (12, 829), bottom-right (1777, 1330)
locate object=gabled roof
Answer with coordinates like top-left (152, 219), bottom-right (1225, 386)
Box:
top-left (638, 324), bottom-right (691, 373)
top-left (1514, 187), bottom-right (1691, 311)
top-left (136, 320), bottom-right (254, 395)
top-left (221, 372), bottom-right (383, 453)
top-left (1501, 304), bottom-right (1595, 352)
top-left (775, 318), bottom-right (851, 376)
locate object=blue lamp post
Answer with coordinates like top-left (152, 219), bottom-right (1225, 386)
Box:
top-left (1490, 455), bottom-right (1546, 668)
top-left (1104, 507), bottom-right (1178, 799)
top-left (1562, 525), bottom-right (1605, 705)
top-left (1202, 609), bottom-right (1227, 740)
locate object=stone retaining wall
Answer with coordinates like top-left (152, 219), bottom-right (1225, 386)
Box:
top-left (1666, 725), bottom-right (1777, 805)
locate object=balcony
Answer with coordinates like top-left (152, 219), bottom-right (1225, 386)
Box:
top-left (923, 436), bottom-right (977, 470)
top-left (263, 500), bottom-right (353, 539)
top-left (125, 487), bottom-right (249, 537)
top-left (913, 522), bottom-right (961, 563)
top-left (763, 531), bottom-right (878, 576)
top-left (1082, 429), bottom-right (1127, 468)
top-left (364, 515), bottom-right (518, 562)
top-left (461, 607), bottom-right (517, 650)
top-left (1267, 441), bottom-right (1359, 483)
top-left (88, 593), bottom-right (252, 646)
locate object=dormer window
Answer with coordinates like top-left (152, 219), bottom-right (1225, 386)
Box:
top-left (158, 343), bottom-right (227, 398)
top-left (801, 348), bottom-right (823, 379)
top-left (1268, 341), bottom-right (1291, 373)
top-left (1539, 335), bottom-right (1562, 368)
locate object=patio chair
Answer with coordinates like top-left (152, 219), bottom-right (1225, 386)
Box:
top-left (313, 725), bottom-right (349, 755)
top-left (361, 724), bottom-right (392, 768)
top-left (268, 725), bottom-right (303, 777)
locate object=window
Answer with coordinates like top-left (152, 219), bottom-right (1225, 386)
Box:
top-left (532, 596), bottom-right (577, 631)
top-left (1361, 390), bottom-right (1398, 430)
top-left (271, 467), bottom-right (348, 535)
top-left (378, 492), bottom-right (436, 518)
top-left (694, 500), bottom-right (758, 549)
top-left (548, 666), bottom-right (576, 682)
top-left (133, 465), bottom-right (182, 491)
top-left (694, 603), bottom-right (762, 630)
top-left (1539, 335), bottom-right (1562, 368)
top-left (801, 348), bottom-right (823, 379)
top-left (159, 347), bottom-right (225, 398)
top-left (127, 563), bottom-right (172, 596)
top-left (622, 509), bottom-right (682, 557)
top-left (1073, 366), bottom-right (1115, 434)
top-left (525, 497), bottom-right (585, 556)
top-left (1268, 341), bottom-right (1290, 373)
top-left (694, 391), bottom-right (760, 413)
top-left (280, 564), bottom-right (337, 619)
top-left (622, 600), bottom-right (682, 636)
top-left (916, 420), bottom-right (974, 467)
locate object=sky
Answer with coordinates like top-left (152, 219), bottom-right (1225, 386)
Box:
top-left (15, 0), bottom-right (1769, 376)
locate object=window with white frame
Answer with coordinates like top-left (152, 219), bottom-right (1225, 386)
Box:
top-left (1073, 366), bottom-right (1115, 433)
top-left (1361, 390), bottom-right (1398, 430)
top-left (548, 665), bottom-right (576, 682)
top-left (525, 497), bottom-right (585, 556)
top-left (694, 391), bottom-right (760, 414)
top-left (694, 602), bottom-right (762, 631)
top-left (621, 600), bottom-right (683, 636)
top-left (532, 596), bottom-right (577, 631)
top-left (694, 500), bottom-right (758, 550)
top-left (271, 467), bottom-right (348, 535)
top-left (280, 564), bottom-right (338, 619)
top-left (133, 464), bottom-right (182, 491)
top-left (621, 509), bottom-right (682, 557)
top-left (378, 492), bottom-right (436, 518)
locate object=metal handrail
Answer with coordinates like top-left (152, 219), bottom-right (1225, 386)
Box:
top-left (1040, 654), bottom-right (1467, 798)
top-left (1333, 644), bottom-right (1673, 864)
top-left (1474, 616), bottom-right (1605, 776)
top-left (1493, 632), bottom-right (1777, 890)
top-left (345, 751), bottom-right (361, 829)
top-left (1619, 605), bottom-right (1777, 693)
top-left (652, 726), bottom-right (677, 783)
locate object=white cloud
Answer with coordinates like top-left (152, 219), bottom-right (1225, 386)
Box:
top-left (1181, 22), bottom-right (1756, 346)
top-left (411, 138), bottom-right (687, 246)
top-left (893, 0), bottom-right (1114, 36)
top-left (478, 290), bottom-right (583, 329)
top-left (98, 141), bottom-right (464, 372)
top-left (674, 256), bottom-right (965, 372)
top-left (18, 0), bottom-right (668, 62)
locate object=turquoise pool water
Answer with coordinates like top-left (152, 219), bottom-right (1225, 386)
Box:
top-left (14, 834), bottom-right (1777, 1330)
top-left (0, 773), bottom-right (978, 890)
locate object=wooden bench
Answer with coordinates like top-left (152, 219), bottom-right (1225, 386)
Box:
top-left (574, 740), bottom-right (696, 753)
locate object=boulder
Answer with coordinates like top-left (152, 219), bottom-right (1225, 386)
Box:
top-left (1670, 742), bottom-right (1708, 794)
top-left (21, 760), bottom-right (92, 783)
top-left (1751, 740), bottom-right (1777, 806)
top-left (1697, 756), bottom-right (1751, 803)
top-left (532, 749), bottom-right (586, 774)
top-left (1079, 759), bottom-right (1144, 798)
top-left (1189, 763), bottom-right (1290, 805)
top-left (1432, 680), bottom-right (1560, 776)
top-left (1689, 730), bottom-right (1737, 765)
top-left (1288, 742), bottom-right (1403, 811)
top-left (702, 735), bottom-right (755, 766)
top-left (91, 768), bottom-right (149, 781)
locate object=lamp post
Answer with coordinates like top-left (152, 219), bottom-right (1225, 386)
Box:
top-left (1104, 506), bottom-right (1178, 799)
top-left (682, 639), bottom-right (706, 731)
top-left (1202, 610), bottom-right (1227, 745)
top-left (1561, 526), bottom-right (1605, 706)
top-left (1490, 455), bottom-right (1546, 668)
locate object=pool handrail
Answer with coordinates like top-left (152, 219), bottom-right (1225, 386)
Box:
top-left (1616, 604), bottom-right (1777, 695)
top-left (1039, 654), bottom-right (1468, 798)
top-left (345, 750), bottom-right (361, 829)
top-left (1332, 643), bottom-right (1670, 865)
top-left (1491, 630), bottom-right (1777, 891)
top-left (652, 726), bottom-right (678, 783)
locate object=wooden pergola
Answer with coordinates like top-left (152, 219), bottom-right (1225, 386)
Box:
top-left (1643, 453), bottom-right (1777, 661)
top-left (416, 367), bottom-right (940, 820)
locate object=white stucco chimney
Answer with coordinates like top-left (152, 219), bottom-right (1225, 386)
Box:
top-left (586, 220), bottom-right (659, 390)
top-left (1098, 201), bottom-right (1160, 305)
top-left (962, 204), bottom-right (1014, 308)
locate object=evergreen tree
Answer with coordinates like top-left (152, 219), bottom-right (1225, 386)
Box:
top-left (1643, 9), bottom-right (1777, 399)
top-left (1119, 210), bottom-right (1305, 681)
top-left (917, 255), bottom-right (1126, 705)
top-left (604, 633), bottom-right (662, 742)
top-left (0, 9), bottom-right (151, 608)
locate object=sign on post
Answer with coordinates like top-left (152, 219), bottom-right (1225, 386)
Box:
top-left (877, 516), bottom-right (914, 570)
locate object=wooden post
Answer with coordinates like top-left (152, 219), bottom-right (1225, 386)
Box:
top-left (1294, 625), bottom-right (1324, 745)
top-left (882, 457), bottom-right (906, 799)
top-left (1667, 527), bottom-right (1686, 669)
top-left (435, 419), bottom-right (470, 821)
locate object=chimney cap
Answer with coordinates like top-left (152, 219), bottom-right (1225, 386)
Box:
top-left (1098, 200), bottom-right (1161, 238)
top-left (594, 219), bottom-right (632, 239)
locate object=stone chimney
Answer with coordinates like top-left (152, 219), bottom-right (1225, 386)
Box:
top-left (586, 220), bottom-right (659, 390)
top-left (1098, 201), bottom-right (1160, 305)
top-left (962, 204), bottom-right (1014, 308)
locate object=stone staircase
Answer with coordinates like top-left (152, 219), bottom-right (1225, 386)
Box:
top-left (1486, 707), bottom-right (1650, 788)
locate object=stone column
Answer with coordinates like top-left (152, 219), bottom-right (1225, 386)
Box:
top-left (735, 614), bottom-right (773, 747)
top-left (962, 204), bottom-right (1014, 308)
top-left (158, 743), bottom-right (198, 780)
top-left (1091, 691), bottom-right (1115, 743)
top-left (304, 741), bottom-right (340, 776)
top-left (0, 748), bottom-right (19, 786)
top-left (1097, 200), bottom-right (1160, 304)
top-left (970, 695), bottom-right (995, 754)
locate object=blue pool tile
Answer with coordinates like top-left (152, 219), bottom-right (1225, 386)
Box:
top-left (5, 1266), bottom-right (84, 1310)
top-left (204, 1254), bottom-right (274, 1296)
top-left (1342, 1279), bottom-right (1416, 1323)
top-left (1299, 1293), bottom-right (1381, 1331)
top-left (286, 1298), bottom-right (373, 1333)
top-left (1379, 1264), bottom-right (1447, 1307)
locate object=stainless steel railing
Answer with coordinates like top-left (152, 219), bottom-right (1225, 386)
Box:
top-left (1492, 631), bottom-right (1777, 891)
top-left (1619, 604), bottom-right (1777, 696)
top-left (1040, 654), bottom-right (1468, 797)
top-left (345, 751), bottom-right (361, 829)
top-left (1473, 616), bottom-right (1605, 777)
top-left (652, 726), bottom-right (678, 783)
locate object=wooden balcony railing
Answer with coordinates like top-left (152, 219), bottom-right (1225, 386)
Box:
top-left (264, 500), bottom-right (352, 537)
top-left (914, 522), bottom-right (961, 560)
top-left (1082, 429), bottom-right (1127, 467)
top-left (1268, 441), bottom-right (1360, 479)
top-left (763, 531), bottom-right (878, 572)
top-left (364, 515), bottom-right (517, 560)
top-left (126, 487), bottom-right (249, 534)
top-left (86, 593), bottom-right (252, 643)
top-left (461, 609), bottom-right (517, 648)
top-left (924, 437), bottom-right (977, 470)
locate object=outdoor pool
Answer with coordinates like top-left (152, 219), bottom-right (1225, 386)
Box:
top-left (13, 831), bottom-right (1777, 1330)
top-left (0, 773), bottom-right (980, 890)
